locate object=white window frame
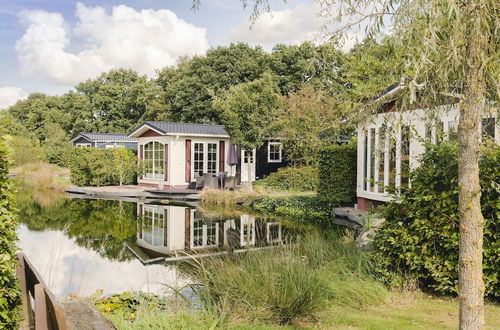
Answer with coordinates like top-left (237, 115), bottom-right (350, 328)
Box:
top-left (75, 143), bottom-right (92, 148)
top-left (143, 141), bottom-right (165, 180)
top-left (190, 210), bottom-right (219, 249)
top-left (191, 142), bottom-right (218, 178)
top-left (142, 206), bottom-right (165, 247)
top-left (267, 142), bottom-right (282, 163)
top-left (266, 222), bottom-right (282, 244)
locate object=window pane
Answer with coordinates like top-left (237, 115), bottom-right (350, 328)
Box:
top-left (482, 118), bottom-right (495, 140)
top-left (400, 125), bottom-right (410, 190)
top-left (378, 126), bottom-right (385, 192)
top-left (370, 128), bottom-right (376, 192)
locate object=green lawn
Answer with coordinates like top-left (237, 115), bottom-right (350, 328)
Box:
top-left (105, 291), bottom-right (500, 329)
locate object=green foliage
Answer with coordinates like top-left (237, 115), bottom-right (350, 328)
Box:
top-left (0, 139), bottom-right (20, 328)
top-left (6, 135), bottom-right (43, 166)
top-left (68, 148), bottom-right (139, 186)
top-left (41, 123), bottom-right (72, 167)
top-left (215, 72), bottom-right (282, 151)
top-left (277, 85), bottom-right (354, 165)
top-left (254, 166), bottom-right (318, 192)
top-left (317, 143), bottom-right (357, 207)
top-left (243, 195), bottom-right (330, 226)
top-left (373, 142), bottom-right (499, 299)
top-left (186, 230), bottom-right (386, 325)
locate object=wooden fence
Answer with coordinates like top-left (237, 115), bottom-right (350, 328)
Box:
top-left (16, 253), bottom-right (68, 330)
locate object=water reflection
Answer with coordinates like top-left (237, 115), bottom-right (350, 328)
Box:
top-left (132, 203), bottom-right (290, 264)
top-left (16, 187), bottom-right (296, 298)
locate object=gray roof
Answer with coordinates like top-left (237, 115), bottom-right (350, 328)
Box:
top-left (77, 132), bottom-right (137, 142)
top-left (133, 121), bottom-right (229, 136)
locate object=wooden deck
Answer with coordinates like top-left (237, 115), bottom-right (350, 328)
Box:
top-left (65, 185), bottom-right (202, 201)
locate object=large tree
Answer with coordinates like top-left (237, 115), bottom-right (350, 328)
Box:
top-left (214, 72), bottom-right (283, 187)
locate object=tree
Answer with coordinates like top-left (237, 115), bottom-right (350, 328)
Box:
top-left (277, 85), bottom-right (352, 165)
top-left (152, 43), bottom-right (270, 124)
top-left (75, 69), bottom-right (158, 132)
top-left (214, 73), bottom-right (283, 187)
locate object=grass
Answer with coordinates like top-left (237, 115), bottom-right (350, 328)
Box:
top-left (99, 230), bottom-right (500, 329)
top-left (13, 162), bottom-right (70, 192)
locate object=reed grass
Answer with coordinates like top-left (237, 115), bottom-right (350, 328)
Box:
top-left (13, 162), bottom-right (69, 192)
top-left (183, 229), bottom-right (387, 325)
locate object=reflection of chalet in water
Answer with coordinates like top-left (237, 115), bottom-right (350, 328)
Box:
top-left (128, 203), bottom-right (285, 264)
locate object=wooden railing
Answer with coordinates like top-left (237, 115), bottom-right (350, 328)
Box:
top-left (16, 253), bottom-right (68, 330)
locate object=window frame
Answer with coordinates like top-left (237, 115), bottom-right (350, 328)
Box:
top-left (267, 142), bottom-right (282, 163)
top-left (192, 142), bottom-right (218, 178)
top-left (143, 141), bottom-right (165, 180)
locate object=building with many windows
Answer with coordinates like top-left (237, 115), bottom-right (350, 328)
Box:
top-left (357, 85), bottom-right (498, 210)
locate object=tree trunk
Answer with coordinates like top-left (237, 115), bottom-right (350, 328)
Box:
top-left (458, 2), bottom-right (486, 329)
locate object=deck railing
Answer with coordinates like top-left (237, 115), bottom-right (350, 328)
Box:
top-left (16, 253), bottom-right (68, 330)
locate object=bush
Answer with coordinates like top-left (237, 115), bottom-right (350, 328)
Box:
top-left (69, 148), bottom-right (139, 186)
top-left (317, 143), bottom-right (357, 207)
top-left (254, 166), bottom-right (318, 191)
top-left (0, 139), bottom-right (20, 327)
top-left (243, 195), bottom-right (330, 226)
top-left (6, 135), bottom-right (42, 166)
top-left (373, 142), bottom-right (499, 300)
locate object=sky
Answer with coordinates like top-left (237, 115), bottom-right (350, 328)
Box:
top-left (0, 0), bottom-right (361, 109)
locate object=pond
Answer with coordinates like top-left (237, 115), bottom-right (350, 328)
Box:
top-left (16, 187), bottom-right (299, 298)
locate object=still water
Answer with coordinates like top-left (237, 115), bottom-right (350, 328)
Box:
top-left (16, 188), bottom-right (297, 298)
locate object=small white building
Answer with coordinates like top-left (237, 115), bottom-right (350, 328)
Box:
top-left (129, 121), bottom-right (251, 189)
top-left (357, 87), bottom-right (498, 210)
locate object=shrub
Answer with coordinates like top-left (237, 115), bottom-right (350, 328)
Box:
top-left (69, 148), bottom-right (139, 186)
top-left (373, 142), bottom-right (499, 300)
top-left (243, 195), bottom-right (330, 226)
top-left (6, 135), bottom-right (42, 166)
top-left (0, 139), bottom-right (20, 327)
top-left (317, 143), bottom-right (357, 207)
top-left (254, 166), bottom-right (319, 191)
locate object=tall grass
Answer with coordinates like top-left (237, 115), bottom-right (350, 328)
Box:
top-left (14, 162), bottom-right (69, 192)
top-left (184, 230), bottom-right (387, 325)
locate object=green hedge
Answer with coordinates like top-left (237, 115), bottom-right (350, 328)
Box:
top-left (243, 195), bottom-right (330, 226)
top-left (69, 148), bottom-right (139, 186)
top-left (373, 142), bottom-right (499, 300)
top-left (254, 166), bottom-right (319, 192)
top-left (317, 143), bottom-right (357, 207)
top-left (0, 139), bottom-right (20, 328)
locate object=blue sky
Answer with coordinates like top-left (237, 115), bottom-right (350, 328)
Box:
top-left (0, 0), bottom-right (344, 108)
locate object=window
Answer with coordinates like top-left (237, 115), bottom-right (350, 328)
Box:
top-left (142, 207), bottom-right (165, 247)
top-left (388, 127), bottom-right (396, 188)
top-left (243, 150), bottom-right (254, 164)
top-left (75, 143), bottom-right (91, 148)
top-left (378, 125), bottom-right (386, 193)
top-left (448, 121), bottom-right (459, 140)
top-left (400, 125), bottom-right (410, 191)
top-left (193, 143), bottom-right (204, 176)
top-left (363, 130), bottom-right (368, 191)
top-left (482, 118), bottom-right (496, 140)
top-left (207, 143), bottom-right (217, 174)
top-left (191, 211), bottom-right (219, 249)
top-left (369, 128), bottom-right (376, 192)
top-left (193, 142), bottom-right (218, 177)
top-left (144, 141), bottom-right (164, 180)
top-left (268, 142), bottom-right (282, 163)
top-left (266, 222), bottom-right (282, 244)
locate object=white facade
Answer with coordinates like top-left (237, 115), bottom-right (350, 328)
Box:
top-left (137, 134), bottom-right (238, 188)
top-left (357, 104), bottom-right (498, 205)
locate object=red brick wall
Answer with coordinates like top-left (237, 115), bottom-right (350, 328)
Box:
top-left (357, 197), bottom-right (386, 211)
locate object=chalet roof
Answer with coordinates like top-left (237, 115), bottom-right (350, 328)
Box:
top-left (73, 132), bottom-right (137, 142)
top-left (129, 121), bottom-right (229, 137)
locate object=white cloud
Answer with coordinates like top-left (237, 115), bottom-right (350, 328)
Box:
top-left (0, 86), bottom-right (28, 109)
top-left (15, 3), bottom-right (209, 85)
top-left (225, 3), bottom-right (366, 51)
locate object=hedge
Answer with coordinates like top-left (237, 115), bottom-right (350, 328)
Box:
top-left (0, 139), bottom-right (20, 327)
top-left (242, 195), bottom-right (330, 226)
top-left (317, 143), bottom-right (357, 207)
top-left (69, 148), bottom-right (139, 186)
top-left (373, 142), bottom-right (499, 300)
top-left (254, 166), bottom-right (319, 192)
